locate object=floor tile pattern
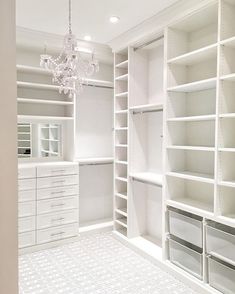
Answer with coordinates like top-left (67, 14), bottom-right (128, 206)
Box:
top-left (19, 232), bottom-right (196, 294)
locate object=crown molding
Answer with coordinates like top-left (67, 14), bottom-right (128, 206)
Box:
top-left (16, 26), bottom-right (113, 64)
top-left (108, 0), bottom-right (216, 52)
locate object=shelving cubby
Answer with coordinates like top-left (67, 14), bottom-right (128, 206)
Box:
top-left (17, 123), bottom-right (32, 158)
top-left (114, 48), bottom-right (129, 237)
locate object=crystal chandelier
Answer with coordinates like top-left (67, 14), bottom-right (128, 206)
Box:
top-left (40, 0), bottom-right (99, 98)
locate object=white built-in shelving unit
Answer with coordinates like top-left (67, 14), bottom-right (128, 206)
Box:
top-left (112, 1), bottom-right (235, 293)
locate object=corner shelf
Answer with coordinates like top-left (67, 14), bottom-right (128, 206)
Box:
top-left (167, 78), bottom-right (217, 93)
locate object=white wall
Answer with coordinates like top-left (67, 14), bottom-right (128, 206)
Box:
top-left (0, 0), bottom-right (18, 293)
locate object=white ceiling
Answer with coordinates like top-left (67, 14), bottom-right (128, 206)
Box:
top-left (16, 0), bottom-right (178, 44)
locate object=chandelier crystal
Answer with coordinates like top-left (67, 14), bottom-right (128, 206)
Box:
top-left (40, 0), bottom-right (99, 98)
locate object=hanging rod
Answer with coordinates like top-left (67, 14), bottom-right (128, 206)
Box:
top-left (132, 177), bottom-right (162, 188)
top-left (133, 35), bottom-right (164, 51)
top-left (85, 84), bottom-right (114, 90)
top-left (79, 162), bottom-right (113, 166)
top-left (132, 108), bottom-right (163, 115)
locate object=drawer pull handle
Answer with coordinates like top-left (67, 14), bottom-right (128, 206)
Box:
top-left (51, 217), bottom-right (65, 222)
top-left (50, 231), bottom-right (65, 237)
top-left (51, 203), bottom-right (65, 208)
top-left (51, 191), bottom-right (66, 195)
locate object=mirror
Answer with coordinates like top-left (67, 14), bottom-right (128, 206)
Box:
top-left (17, 123), bottom-right (62, 159)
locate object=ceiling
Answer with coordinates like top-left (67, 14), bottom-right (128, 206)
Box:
top-left (16, 0), bottom-right (179, 44)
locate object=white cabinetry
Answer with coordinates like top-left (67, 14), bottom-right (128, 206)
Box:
top-left (18, 161), bottom-right (79, 251)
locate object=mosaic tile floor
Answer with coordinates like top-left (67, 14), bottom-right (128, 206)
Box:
top-left (19, 232), bottom-right (196, 294)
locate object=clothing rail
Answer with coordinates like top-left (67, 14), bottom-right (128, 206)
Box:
top-left (133, 35), bottom-right (164, 51)
top-left (85, 84), bottom-right (114, 90)
top-left (79, 162), bottom-right (113, 166)
top-left (132, 108), bottom-right (163, 115)
top-left (131, 176), bottom-right (163, 188)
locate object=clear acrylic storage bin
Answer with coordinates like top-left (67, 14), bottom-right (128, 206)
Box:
top-left (169, 208), bottom-right (203, 248)
top-left (169, 238), bottom-right (203, 280)
top-left (208, 255), bottom-right (235, 294)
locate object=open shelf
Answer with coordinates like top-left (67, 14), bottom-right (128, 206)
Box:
top-left (115, 74), bottom-right (128, 81)
top-left (115, 60), bottom-right (128, 69)
top-left (130, 172), bottom-right (163, 187)
top-left (115, 192), bottom-right (127, 200)
top-left (17, 81), bottom-right (65, 91)
top-left (167, 171), bottom-right (214, 184)
top-left (167, 3), bottom-right (218, 59)
top-left (167, 114), bottom-right (216, 122)
top-left (220, 0), bottom-right (235, 41)
top-left (115, 208), bottom-right (127, 217)
top-left (218, 185), bottom-right (235, 219)
top-left (18, 115), bottom-right (73, 122)
top-left (115, 92), bottom-right (128, 98)
top-left (167, 78), bottom-right (217, 93)
top-left (166, 176), bottom-right (214, 213)
top-left (168, 43), bottom-right (217, 66)
top-left (218, 151), bottom-right (235, 183)
top-left (17, 97), bottom-right (73, 105)
top-left (219, 117), bottom-right (235, 148)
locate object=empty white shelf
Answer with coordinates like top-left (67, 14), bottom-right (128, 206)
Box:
top-left (166, 199), bottom-right (214, 217)
top-left (17, 64), bottom-right (51, 75)
top-left (115, 127), bottom-right (128, 131)
top-left (115, 74), bottom-right (128, 81)
top-left (115, 192), bottom-right (127, 200)
top-left (17, 81), bottom-right (65, 91)
top-left (167, 146), bottom-right (215, 152)
top-left (116, 160), bottom-right (128, 165)
top-left (115, 208), bottom-right (127, 217)
top-left (115, 60), bottom-right (128, 69)
top-left (116, 177), bottom-right (128, 183)
top-left (218, 181), bottom-right (235, 188)
top-left (130, 172), bottom-right (163, 187)
top-left (219, 113), bottom-right (235, 118)
top-left (167, 171), bottom-right (214, 184)
top-left (167, 78), bottom-right (217, 93)
top-left (220, 73), bottom-right (235, 82)
top-left (115, 218), bottom-right (127, 228)
top-left (130, 103), bottom-right (163, 113)
top-left (221, 36), bottom-right (235, 48)
top-left (115, 92), bottom-right (128, 98)
top-left (167, 114), bottom-right (216, 122)
top-left (17, 98), bottom-right (74, 105)
top-left (115, 110), bottom-right (128, 114)
top-left (77, 157), bottom-right (114, 165)
top-left (167, 44), bottom-right (217, 66)
top-left (219, 148), bottom-right (235, 152)
top-left (115, 144), bottom-right (128, 148)
top-left (18, 115), bottom-right (74, 122)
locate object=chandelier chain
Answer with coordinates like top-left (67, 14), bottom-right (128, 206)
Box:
top-left (69, 0), bottom-right (72, 34)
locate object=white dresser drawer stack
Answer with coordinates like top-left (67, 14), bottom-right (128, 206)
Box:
top-left (36, 163), bottom-right (79, 245)
top-left (18, 166), bottom-right (36, 249)
top-left (18, 162), bottom-right (79, 250)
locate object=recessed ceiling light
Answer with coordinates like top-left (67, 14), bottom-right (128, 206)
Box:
top-left (110, 16), bottom-right (120, 24)
top-left (84, 35), bottom-right (91, 41)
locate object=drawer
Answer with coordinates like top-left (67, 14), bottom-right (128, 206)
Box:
top-left (37, 209), bottom-right (78, 230)
top-left (169, 238), bottom-right (203, 280)
top-left (18, 216), bottom-right (36, 233)
top-left (37, 185), bottom-right (78, 200)
top-left (37, 164), bottom-right (78, 178)
top-left (19, 231), bottom-right (36, 248)
top-left (37, 175), bottom-right (78, 189)
top-left (18, 166), bottom-right (36, 179)
top-left (18, 201), bottom-right (36, 218)
top-left (208, 256), bottom-right (235, 294)
top-left (37, 196), bottom-right (78, 215)
top-left (169, 209), bottom-right (203, 248)
top-left (18, 178), bottom-right (36, 191)
top-left (206, 222), bottom-right (235, 263)
top-left (18, 190), bottom-right (36, 202)
top-left (37, 223), bottom-right (78, 244)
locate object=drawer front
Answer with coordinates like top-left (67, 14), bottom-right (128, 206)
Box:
top-left (18, 216), bottom-right (36, 233)
top-left (18, 167), bottom-right (36, 179)
top-left (169, 210), bottom-right (203, 248)
top-left (19, 201), bottom-right (36, 218)
top-left (19, 231), bottom-right (36, 248)
top-left (37, 196), bottom-right (78, 215)
top-left (208, 257), bottom-right (235, 294)
top-left (169, 239), bottom-right (203, 280)
top-left (37, 164), bottom-right (78, 178)
top-left (37, 223), bottom-right (78, 244)
top-left (37, 175), bottom-right (78, 189)
top-left (37, 185), bottom-right (78, 200)
top-left (18, 190), bottom-right (36, 202)
top-left (18, 179), bottom-right (36, 191)
top-left (37, 209), bottom-right (78, 230)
